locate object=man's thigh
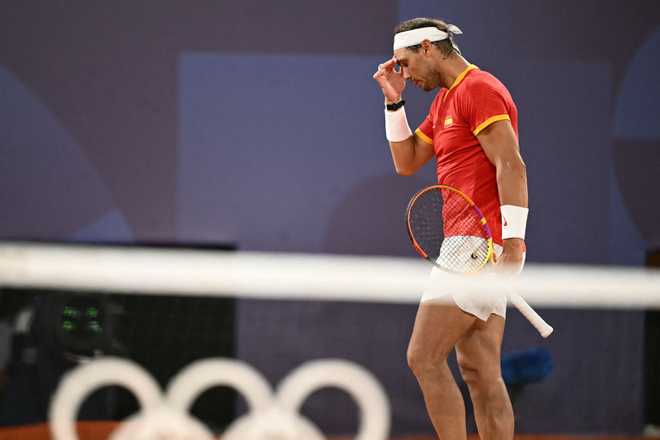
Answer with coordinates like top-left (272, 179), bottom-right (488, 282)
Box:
top-left (455, 314), bottom-right (506, 377)
top-left (408, 301), bottom-right (477, 361)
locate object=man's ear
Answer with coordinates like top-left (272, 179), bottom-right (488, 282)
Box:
top-left (420, 39), bottom-right (432, 55)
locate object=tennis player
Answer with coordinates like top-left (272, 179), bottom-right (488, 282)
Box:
top-left (373, 18), bottom-right (528, 439)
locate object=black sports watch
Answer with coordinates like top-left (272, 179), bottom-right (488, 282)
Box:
top-left (386, 99), bottom-right (406, 111)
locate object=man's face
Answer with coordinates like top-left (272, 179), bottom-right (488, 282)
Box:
top-left (394, 47), bottom-right (439, 92)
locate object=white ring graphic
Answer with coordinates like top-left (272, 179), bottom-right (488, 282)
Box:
top-left (49, 357), bottom-right (391, 440)
top-left (277, 359), bottom-right (390, 440)
top-left (166, 358), bottom-right (274, 412)
top-left (49, 357), bottom-right (163, 440)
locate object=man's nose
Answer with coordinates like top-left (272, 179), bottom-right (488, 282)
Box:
top-left (402, 67), bottom-right (411, 79)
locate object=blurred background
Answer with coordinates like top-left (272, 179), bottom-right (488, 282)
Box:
top-left (0, 0), bottom-right (659, 438)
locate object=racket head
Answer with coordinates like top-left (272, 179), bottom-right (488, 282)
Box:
top-left (405, 184), bottom-right (494, 274)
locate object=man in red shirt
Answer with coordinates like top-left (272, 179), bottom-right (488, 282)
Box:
top-left (373, 18), bottom-right (528, 439)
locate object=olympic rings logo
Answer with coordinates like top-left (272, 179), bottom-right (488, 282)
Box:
top-left (49, 357), bottom-right (391, 440)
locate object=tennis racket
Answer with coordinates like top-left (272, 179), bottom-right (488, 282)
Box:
top-left (405, 184), bottom-right (553, 338)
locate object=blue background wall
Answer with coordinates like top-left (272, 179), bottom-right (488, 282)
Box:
top-left (1, 0), bottom-right (659, 435)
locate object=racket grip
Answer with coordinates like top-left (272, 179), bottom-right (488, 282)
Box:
top-left (508, 291), bottom-right (554, 338)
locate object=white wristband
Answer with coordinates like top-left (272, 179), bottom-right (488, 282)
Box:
top-left (384, 106), bottom-right (413, 142)
top-left (501, 205), bottom-right (529, 239)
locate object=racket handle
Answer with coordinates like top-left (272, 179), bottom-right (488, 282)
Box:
top-left (508, 291), bottom-right (554, 338)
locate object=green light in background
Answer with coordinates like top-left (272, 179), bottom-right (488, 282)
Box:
top-left (86, 307), bottom-right (99, 318)
top-left (63, 306), bottom-right (78, 318)
top-left (62, 320), bottom-right (75, 332)
top-left (88, 321), bottom-right (102, 334)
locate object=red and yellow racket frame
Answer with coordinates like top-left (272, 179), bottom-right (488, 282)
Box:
top-left (405, 184), bottom-right (494, 273)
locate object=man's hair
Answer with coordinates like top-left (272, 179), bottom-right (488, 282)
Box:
top-left (394, 18), bottom-right (460, 56)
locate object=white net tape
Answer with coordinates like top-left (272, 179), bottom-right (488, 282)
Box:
top-left (0, 242), bottom-right (659, 309)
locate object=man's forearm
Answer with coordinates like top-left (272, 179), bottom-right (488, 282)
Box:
top-left (389, 137), bottom-right (417, 175)
top-left (496, 159), bottom-right (528, 208)
top-left (496, 158), bottom-right (529, 243)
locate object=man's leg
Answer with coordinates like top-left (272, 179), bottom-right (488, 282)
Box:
top-left (455, 314), bottom-right (513, 440)
top-left (407, 301), bottom-right (477, 439)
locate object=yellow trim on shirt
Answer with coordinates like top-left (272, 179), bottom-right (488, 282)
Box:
top-left (473, 114), bottom-right (510, 136)
top-left (415, 128), bottom-right (433, 144)
top-left (448, 64), bottom-right (478, 94)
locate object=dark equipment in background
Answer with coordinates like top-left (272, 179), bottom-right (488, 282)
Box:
top-left (55, 293), bottom-right (124, 361)
top-left (0, 242), bottom-right (238, 433)
top-left (645, 248), bottom-right (660, 427)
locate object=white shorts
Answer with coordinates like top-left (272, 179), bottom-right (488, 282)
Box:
top-left (420, 236), bottom-right (526, 321)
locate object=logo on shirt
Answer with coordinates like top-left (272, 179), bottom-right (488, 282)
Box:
top-left (444, 117), bottom-right (453, 128)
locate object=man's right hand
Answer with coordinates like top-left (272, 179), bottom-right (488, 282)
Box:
top-left (372, 57), bottom-right (406, 103)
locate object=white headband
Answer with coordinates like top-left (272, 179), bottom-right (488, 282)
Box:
top-left (393, 24), bottom-right (462, 51)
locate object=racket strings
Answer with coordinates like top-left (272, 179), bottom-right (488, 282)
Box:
top-left (409, 187), bottom-right (490, 273)
top-left (409, 189), bottom-right (444, 261)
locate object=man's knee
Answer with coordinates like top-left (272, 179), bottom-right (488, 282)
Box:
top-left (457, 355), bottom-right (501, 390)
top-left (406, 345), bottom-right (450, 378)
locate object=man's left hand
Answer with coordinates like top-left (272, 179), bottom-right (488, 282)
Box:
top-left (494, 238), bottom-right (526, 274)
